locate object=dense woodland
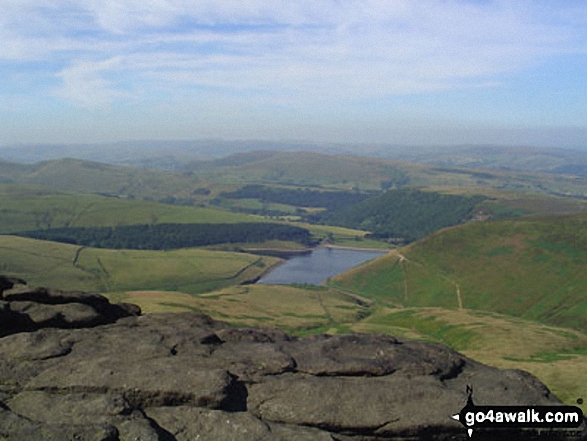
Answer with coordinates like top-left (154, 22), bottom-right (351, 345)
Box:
top-left (16, 223), bottom-right (315, 250)
top-left (310, 189), bottom-right (485, 242)
top-left (220, 185), bottom-right (372, 210)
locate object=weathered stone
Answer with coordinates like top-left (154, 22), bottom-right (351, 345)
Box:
top-left (281, 334), bottom-right (465, 378)
top-left (9, 301), bottom-right (104, 328)
top-left (215, 326), bottom-right (291, 343)
top-left (116, 413), bottom-right (164, 441)
top-left (26, 359), bottom-right (235, 409)
top-left (145, 406), bottom-right (271, 441)
top-left (248, 374), bottom-right (463, 434)
top-left (0, 329), bottom-right (73, 361)
top-left (206, 341), bottom-right (296, 381)
top-left (265, 422), bottom-right (336, 440)
top-left (8, 391), bottom-right (130, 425)
top-left (0, 300), bottom-right (35, 337)
top-left (0, 285), bottom-right (138, 337)
top-left (3, 286), bottom-right (109, 306)
top-left (0, 276), bottom-right (26, 296)
top-left (0, 408), bottom-right (118, 441)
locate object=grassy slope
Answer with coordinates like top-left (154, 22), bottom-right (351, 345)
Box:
top-left (0, 235), bottom-right (279, 294)
top-left (107, 284), bottom-right (364, 334)
top-left (330, 213), bottom-right (587, 329)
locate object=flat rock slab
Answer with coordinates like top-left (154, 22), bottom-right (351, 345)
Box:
top-left (25, 358), bottom-right (235, 409)
top-left (145, 406), bottom-right (336, 441)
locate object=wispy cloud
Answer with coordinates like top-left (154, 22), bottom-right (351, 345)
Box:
top-left (1, 1), bottom-right (586, 114)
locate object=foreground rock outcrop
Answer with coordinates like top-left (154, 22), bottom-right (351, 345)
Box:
top-left (0, 276), bottom-right (584, 440)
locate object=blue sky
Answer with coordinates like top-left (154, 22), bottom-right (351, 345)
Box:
top-left (1, 0), bottom-right (586, 148)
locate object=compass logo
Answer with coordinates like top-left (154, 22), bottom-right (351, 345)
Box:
top-left (451, 385), bottom-right (584, 438)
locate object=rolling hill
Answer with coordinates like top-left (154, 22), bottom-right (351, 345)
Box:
top-left (188, 150), bottom-right (587, 197)
top-left (330, 212), bottom-right (587, 330)
top-left (0, 158), bottom-right (197, 200)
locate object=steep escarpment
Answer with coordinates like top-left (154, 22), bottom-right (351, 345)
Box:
top-left (0, 276), bottom-right (581, 440)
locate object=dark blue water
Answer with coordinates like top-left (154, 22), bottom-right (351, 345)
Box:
top-left (256, 247), bottom-right (385, 285)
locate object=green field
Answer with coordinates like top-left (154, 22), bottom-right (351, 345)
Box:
top-left (0, 184), bottom-right (261, 234)
top-left (0, 235), bottom-right (279, 294)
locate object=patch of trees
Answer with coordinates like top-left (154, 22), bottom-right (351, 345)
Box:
top-left (220, 185), bottom-right (371, 210)
top-left (16, 223), bottom-right (315, 250)
top-left (310, 189), bottom-right (485, 243)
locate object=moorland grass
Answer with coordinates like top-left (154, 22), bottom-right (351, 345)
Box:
top-left (107, 284), bottom-right (364, 332)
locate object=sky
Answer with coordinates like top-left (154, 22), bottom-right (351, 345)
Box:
top-left (1, 0), bottom-right (586, 148)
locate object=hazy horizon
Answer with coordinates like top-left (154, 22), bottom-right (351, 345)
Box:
top-left (1, 1), bottom-right (586, 148)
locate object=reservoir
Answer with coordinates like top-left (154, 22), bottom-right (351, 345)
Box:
top-left (256, 247), bottom-right (386, 285)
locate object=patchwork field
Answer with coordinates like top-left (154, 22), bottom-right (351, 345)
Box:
top-left (0, 235), bottom-right (279, 294)
top-left (0, 184), bottom-right (261, 234)
top-left (0, 184), bottom-right (375, 248)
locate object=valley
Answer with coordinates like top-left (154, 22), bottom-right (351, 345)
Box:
top-left (0, 146), bottom-right (586, 414)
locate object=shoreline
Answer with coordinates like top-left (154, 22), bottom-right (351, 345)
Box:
top-left (319, 244), bottom-right (393, 253)
top-left (244, 243), bottom-right (393, 256)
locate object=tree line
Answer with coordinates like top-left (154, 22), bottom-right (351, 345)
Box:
top-left (16, 223), bottom-right (315, 250)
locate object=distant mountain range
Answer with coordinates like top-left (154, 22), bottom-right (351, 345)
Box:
top-left (1, 140), bottom-right (587, 176)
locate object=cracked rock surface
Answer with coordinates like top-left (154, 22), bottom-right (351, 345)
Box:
top-left (0, 276), bottom-right (582, 440)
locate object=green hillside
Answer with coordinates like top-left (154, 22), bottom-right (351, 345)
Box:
top-left (0, 158), bottom-right (197, 200)
top-left (0, 235), bottom-right (279, 294)
top-left (190, 151), bottom-right (412, 190)
top-left (330, 213), bottom-right (587, 329)
top-left (0, 184), bottom-right (260, 234)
